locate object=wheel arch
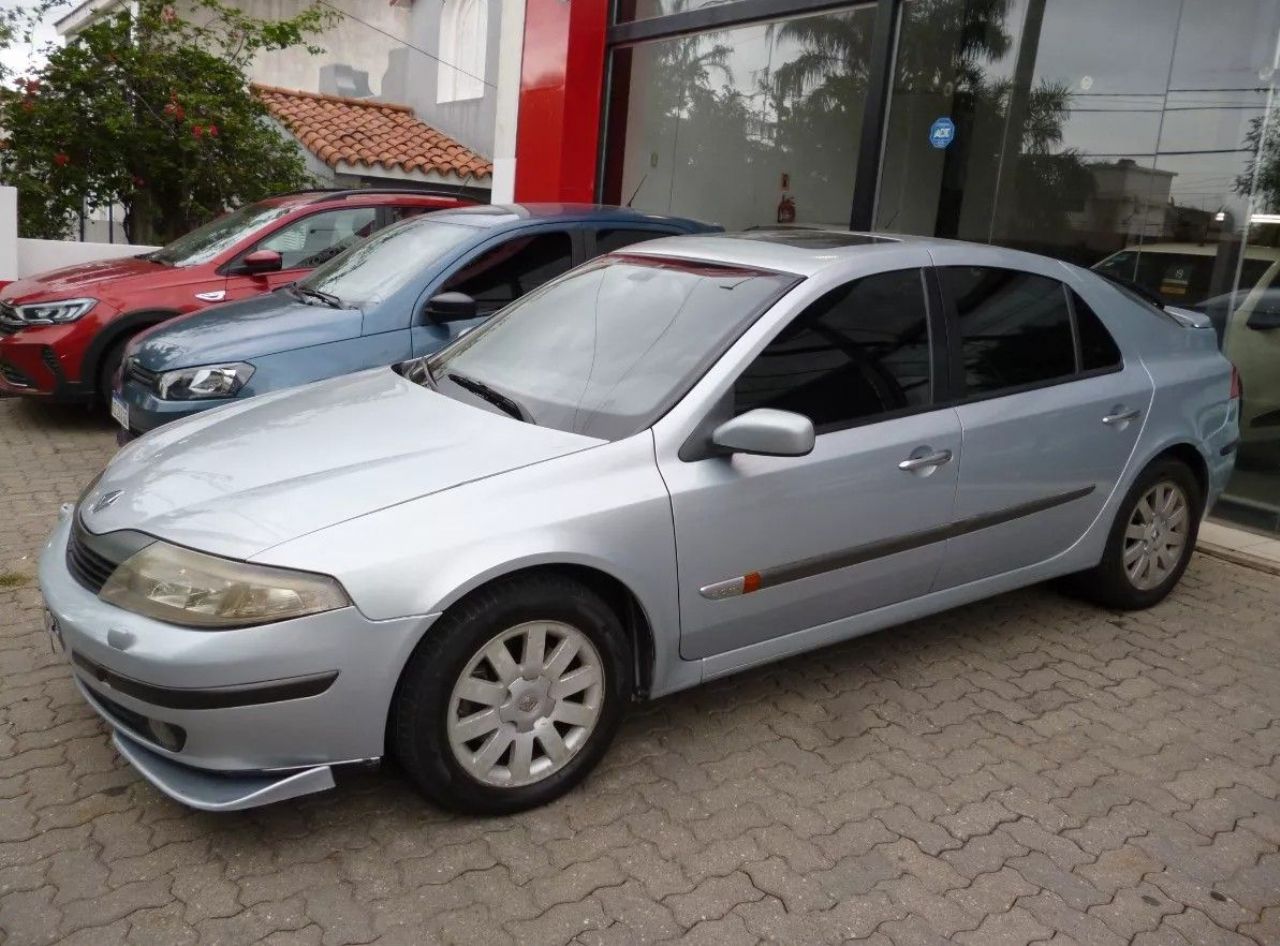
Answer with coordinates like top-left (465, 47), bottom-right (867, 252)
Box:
top-left (1146, 441), bottom-right (1210, 507)
top-left (382, 561), bottom-right (660, 760)
top-left (81, 308), bottom-right (182, 391)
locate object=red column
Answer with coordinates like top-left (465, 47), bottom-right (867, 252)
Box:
top-left (513, 0), bottom-right (609, 203)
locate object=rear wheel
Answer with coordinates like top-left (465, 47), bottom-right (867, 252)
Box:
top-left (1069, 458), bottom-right (1202, 610)
top-left (391, 574), bottom-right (631, 814)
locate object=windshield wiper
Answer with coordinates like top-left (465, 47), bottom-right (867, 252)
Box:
top-left (289, 284), bottom-right (345, 309)
top-left (447, 372), bottom-right (529, 422)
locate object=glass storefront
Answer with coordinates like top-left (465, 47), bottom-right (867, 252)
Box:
top-left (602, 0), bottom-right (1280, 533)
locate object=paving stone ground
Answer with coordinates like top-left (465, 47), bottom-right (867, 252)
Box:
top-left (0, 396), bottom-right (1278, 946)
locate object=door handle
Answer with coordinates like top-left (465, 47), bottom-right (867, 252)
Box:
top-left (898, 448), bottom-right (953, 472)
top-left (1103, 407), bottom-right (1141, 426)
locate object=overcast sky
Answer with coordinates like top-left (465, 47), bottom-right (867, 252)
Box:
top-left (0, 0), bottom-right (62, 79)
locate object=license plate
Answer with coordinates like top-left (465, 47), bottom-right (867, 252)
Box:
top-left (110, 393), bottom-right (129, 430)
top-left (43, 608), bottom-right (63, 654)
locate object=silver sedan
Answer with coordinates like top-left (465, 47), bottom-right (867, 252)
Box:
top-left (39, 231), bottom-right (1240, 813)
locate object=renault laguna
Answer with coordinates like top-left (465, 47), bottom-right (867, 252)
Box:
top-left (39, 231), bottom-right (1239, 813)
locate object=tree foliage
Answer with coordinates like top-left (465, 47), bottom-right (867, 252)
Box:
top-left (0, 1), bottom-right (339, 243)
top-left (1236, 109), bottom-right (1280, 214)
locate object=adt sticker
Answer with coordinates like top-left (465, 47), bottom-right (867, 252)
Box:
top-left (929, 117), bottom-right (956, 150)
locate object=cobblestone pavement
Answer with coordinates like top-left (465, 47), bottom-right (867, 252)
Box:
top-left (1, 396), bottom-right (1278, 946)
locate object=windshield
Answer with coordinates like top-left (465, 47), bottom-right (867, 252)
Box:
top-left (1094, 249), bottom-right (1273, 307)
top-left (421, 254), bottom-right (798, 440)
top-left (301, 219), bottom-right (478, 308)
top-left (149, 201), bottom-right (296, 267)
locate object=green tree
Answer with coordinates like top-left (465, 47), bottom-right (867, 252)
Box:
top-left (1236, 108), bottom-right (1280, 213)
top-left (0, 1), bottom-right (338, 242)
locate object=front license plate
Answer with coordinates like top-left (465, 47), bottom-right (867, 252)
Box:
top-left (110, 394), bottom-right (129, 430)
top-left (43, 608), bottom-right (63, 654)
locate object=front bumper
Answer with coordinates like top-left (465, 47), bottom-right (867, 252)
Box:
top-left (117, 377), bottom-right (223, 435)
top-left (0, 324), bottom-right (91, 401)
top-left (38, 509), bottom-right (439, 809)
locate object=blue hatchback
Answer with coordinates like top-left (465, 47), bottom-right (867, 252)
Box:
top-left (114, 204), bottom-right (716, 436)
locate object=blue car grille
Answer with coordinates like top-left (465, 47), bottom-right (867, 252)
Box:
top-left (126, 359), bottom-right (160, 392)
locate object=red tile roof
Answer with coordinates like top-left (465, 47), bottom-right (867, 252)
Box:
top-left (252, 83), bottom-right (492, 181)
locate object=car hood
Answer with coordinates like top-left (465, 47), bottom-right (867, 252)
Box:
top-left (132, 292), bottom-right (363, 367)
top-left (0, 255), bottom-right (170, 305)
top-left (80, 369), bottom-right (602, 559)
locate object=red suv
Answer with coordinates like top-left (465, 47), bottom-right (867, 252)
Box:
top-left (0, 188), bottom-right (472, 404)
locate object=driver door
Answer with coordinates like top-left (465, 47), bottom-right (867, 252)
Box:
top-left (656, 266), bottom-right (962, 661)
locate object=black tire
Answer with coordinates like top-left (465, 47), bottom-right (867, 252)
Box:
top-left (1067, 457), bottom-right (1203, 610)
top-left (96, 337), bottom-right (131, 406)
top-left (391, 573), bottom-right (632, 815)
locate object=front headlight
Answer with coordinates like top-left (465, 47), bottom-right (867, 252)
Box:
top-left (5, 298), bottom-right (97, 325)
top-left (98, 541), bottom-right (350, 629)
top-left (157, 362), bottom-right (254, 400)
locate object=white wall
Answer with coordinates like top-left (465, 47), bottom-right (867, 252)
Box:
top-left (0, 188), bottom-right (17, 283)
top-left (16, 239), bottom-right (158, 280)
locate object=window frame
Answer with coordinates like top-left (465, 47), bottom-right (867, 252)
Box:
top-left (727, 265), bottom-right (950, 438)
top-left (934, 265), bottom-right (1125, 407)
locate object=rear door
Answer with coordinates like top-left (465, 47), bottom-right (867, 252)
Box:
top-left (929, 256), bottom-right (1153, 589)
top-left (411, 228), bottom-right (579, 355)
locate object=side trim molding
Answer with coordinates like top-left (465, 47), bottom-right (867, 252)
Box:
top-left (699, 485), bottom-right (1097, 600)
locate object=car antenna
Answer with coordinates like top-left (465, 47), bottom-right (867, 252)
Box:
top-left (626, 174), bottom-right (648, 208)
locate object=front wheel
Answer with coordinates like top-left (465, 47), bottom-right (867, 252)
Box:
top-left (391, 574), bottom-right (632, 814)
top-left (1069, 458), bottom-right (1202, 610)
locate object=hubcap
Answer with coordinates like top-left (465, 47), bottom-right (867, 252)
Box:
top-left (447, 621), bottom-right (605, 788)
top-left (1123, 480), bottom-right (1189, 591)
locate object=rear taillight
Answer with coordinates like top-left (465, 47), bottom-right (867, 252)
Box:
top-left (1230, 364), bottom-right (1242, 401)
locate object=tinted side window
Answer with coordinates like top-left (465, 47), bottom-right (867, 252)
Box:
top-left (595, 228), bottom-right (667, 254)
top-left (942, 267), bottom-right (1074, 396)
top-left (444, 232), bottom-right (574, 311)
top-left (734, 268), bottom-right (932, 431)
top-left (1074, 292), bottom-right (1122, 371)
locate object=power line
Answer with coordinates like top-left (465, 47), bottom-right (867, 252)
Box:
top-left (316, 0), bottom-right (496, 91)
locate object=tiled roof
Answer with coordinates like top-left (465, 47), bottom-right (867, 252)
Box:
top-left (252, 83), bottom-right (492, 181)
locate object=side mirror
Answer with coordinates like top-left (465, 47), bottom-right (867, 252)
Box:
top-left (1246, 302), bottom-right (1280, 331)
top-left (711, 408), bottom-right (815, 458)
top-left (235, 249), bottom-right (283, 276)
top-left (425, 291), bottom-right (478, 323)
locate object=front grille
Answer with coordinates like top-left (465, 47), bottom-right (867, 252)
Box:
top-left (0, 362), bottom-right (31, 388)
top-left (126, 359), bottom-right (160, 392)
top-left (0, 304), bottom-right (20, 336)
top-left (66, 520), bottom-right (120, 594)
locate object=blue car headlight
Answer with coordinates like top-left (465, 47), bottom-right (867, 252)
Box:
top-left (157, 362), bottom-right (254, 400)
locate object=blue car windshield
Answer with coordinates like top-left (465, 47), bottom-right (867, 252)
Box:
top-left (420, 254), bottom-right (798, 441)
top-left (301, 218), bottom-right (477, 308)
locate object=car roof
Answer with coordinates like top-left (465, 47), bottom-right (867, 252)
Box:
top-left (420, 203), bottom-right (711, 230)
top-left (613, 228), bottom-right (953, 277)
top-left (255, 189), bottom-right (474, 211)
